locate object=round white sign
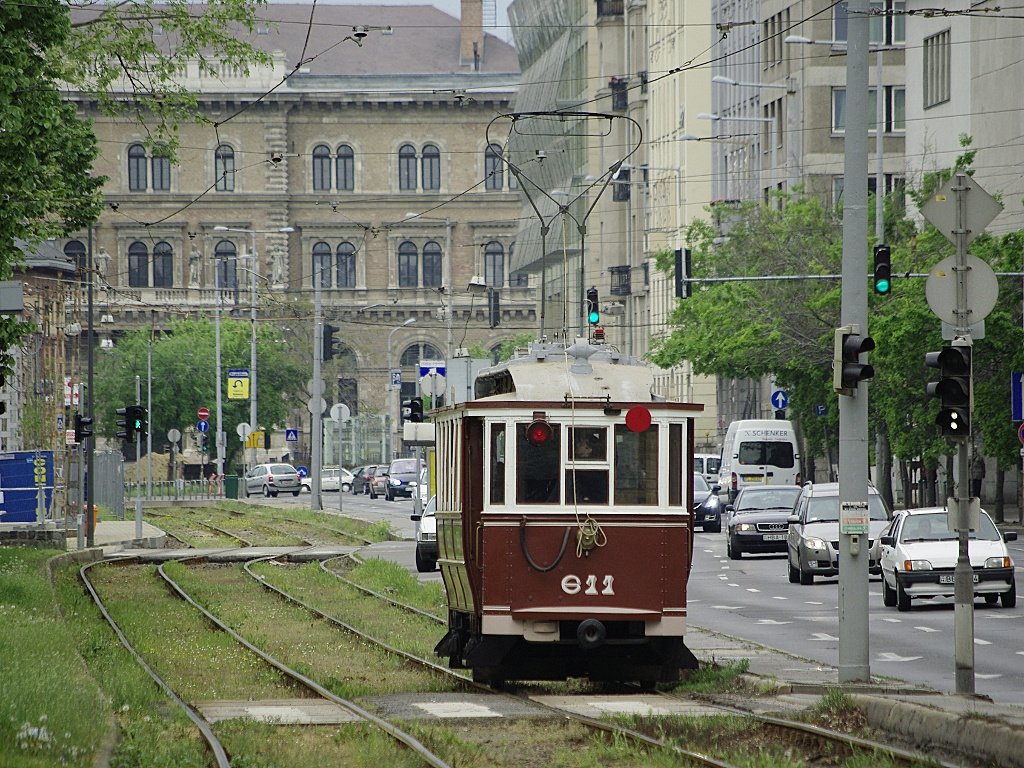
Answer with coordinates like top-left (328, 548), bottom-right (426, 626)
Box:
top-left (167, 428), bottom-right (181, 442)
top-left (236, 422), bottom-right (251, 438)
top-left (330, 403), bottom-right (351, 422)
top-left (925, 255), bottom-right (999, 327)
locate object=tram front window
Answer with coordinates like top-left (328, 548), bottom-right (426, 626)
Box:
top-left (517, 422), bottom-right (560, 504)
top-left (614, 424), bottom-right (659, 505)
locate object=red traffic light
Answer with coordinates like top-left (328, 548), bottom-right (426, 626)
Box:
top-left (526, 420), bottom-right (553, 446)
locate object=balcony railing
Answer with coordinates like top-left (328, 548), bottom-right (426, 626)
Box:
top-left (609, 265), bottom-right (631, 296)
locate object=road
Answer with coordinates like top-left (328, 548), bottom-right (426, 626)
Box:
top-left (687, 530), bottom-right (1024, 704)
top-left (253, 492), bottom-right (1024, 702)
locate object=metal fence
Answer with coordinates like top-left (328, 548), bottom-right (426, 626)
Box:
top-left (124, 479), bottom-right (223, 501)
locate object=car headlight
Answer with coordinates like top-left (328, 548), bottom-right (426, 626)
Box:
top-left (391, 478), bottom-right (402, 486)
top-left (902, 559), bottom-right (932, 571)
top-left (736, 523), bottom-right (756, 532)
top-left (804, 537), bottom-right (827, 551)
top-left (985, 556), bottom-right (1011, 568)
top-left (703, 495), bottom-right (720, 509)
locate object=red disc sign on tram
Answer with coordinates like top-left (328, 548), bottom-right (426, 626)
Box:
top-left (625, 406), bottom-right (652, 432)
top-left (198, 407), bottom-right (210, 421)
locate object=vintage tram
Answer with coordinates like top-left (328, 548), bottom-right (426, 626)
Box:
top-left (431, 337), bottom-right (703, 685)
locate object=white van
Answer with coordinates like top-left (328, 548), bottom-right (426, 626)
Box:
top-left (718, 419), bottom-right (801, 502)
top-left (693, 453), bottom-right (721, 486)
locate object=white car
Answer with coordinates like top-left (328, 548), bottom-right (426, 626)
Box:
top-left (878, 506), bottom-right (1017, 612)
top-left (410, 495), bottom-right (437, 572)
top-left (301, 467), bottom-right (353, 493)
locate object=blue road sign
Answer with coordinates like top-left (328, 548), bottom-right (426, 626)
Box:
top-left (285, 428), bottom-right (298, 443)
top-left (815, 403), bottom-right (827, 417)
top-left (296, 466), bottom-right (308, 478)
top-left (771, 389), bottom-right (788, 410)
top-left (1013, 372), bottom-right (1024, 421)
top-left (197, 420), bottom-right (210, 433)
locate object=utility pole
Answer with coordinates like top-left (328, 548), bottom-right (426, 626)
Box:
top-left (135, 376), bottom-right (143, 540)
top-left (837, 0), bottom-right (871, 684)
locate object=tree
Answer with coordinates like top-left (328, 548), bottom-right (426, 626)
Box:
top-left (1, 0), bottom-right (104, 367)
top-left (94, 318), bottom-right (305, 465)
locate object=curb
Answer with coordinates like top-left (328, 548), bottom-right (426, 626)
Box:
top-left (852, 693), bottom-right (1024, 768)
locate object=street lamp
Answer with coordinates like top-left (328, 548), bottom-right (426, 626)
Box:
top-left (387, 317), bottom-right (417, 458)
top-left (785, 35), bottom-right (904, 242)
top-left (698, 112), bottom-right (777, 199)
top-left (213, 226), bottom-right (292, 473)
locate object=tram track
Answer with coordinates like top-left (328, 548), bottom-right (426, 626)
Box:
top-left (318, 553), bottom-right (954, 768)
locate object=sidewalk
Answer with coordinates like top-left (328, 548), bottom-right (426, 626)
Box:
top-left (689, 625), bottom-right (1024, 767)
top-left (66, 520), bottom-right (167, 551)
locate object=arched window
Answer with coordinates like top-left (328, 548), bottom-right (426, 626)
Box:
top-left (63, 240), bottom-right (86, 280)
top-left (312, 144), bottom-right (331, 191)
top-left (485, 143), bottom-right (504, 191)
top-left (484, 241), bottom-right (504, 288)
top-left (128, 144), bottom-right (147, 191)
top-left (400, 342), bottom-right (442, 367)
top-left (398, 241), bottom-right (418, 287)
top-left (151, 145), bottom-right (171, 191)
top-left (398, 144), bottom-right (417, 191)
top-left (128, 241), bottom-right (149, 287)
top-left (215, 240), bottom-right (237, 289)
top-left (215, 145), bottom-right (235, 192)
top-left (421, 144), bottom-right (440, 190)
top-left (152, 241), bottom-right (173, 288)
top-left (336, 144), bottom-right (354, 191)
top-left (336, 241), bottom-right (356, 288)
top-left (312, 241), bottom-right (332, 288)
top-left (422, 241), bottom-right (442, 288)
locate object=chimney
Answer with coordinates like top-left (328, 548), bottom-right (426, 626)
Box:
top-left (460, 0), bottom-right (484, 70)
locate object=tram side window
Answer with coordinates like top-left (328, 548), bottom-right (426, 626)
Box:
top-left (490, 423), bottom-right (506, 505)
top-left (669, 423), bottom-right (682, 506)
top-left (570, 427), bottom-right (607, 461)
top-left (614, 424), bottom-right (659, 505)
top-left (516, 422), bottom-right (560, 504)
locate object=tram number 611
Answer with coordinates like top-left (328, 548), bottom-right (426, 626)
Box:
top-left (561, 574), bottom-right (615, 596)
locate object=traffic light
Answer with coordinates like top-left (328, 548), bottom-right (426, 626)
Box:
top-left (323, 323), bottom-right (340, 361)
top-left (926, 343), bottom-right (971, 437)
top-left (674, 248), bottom-right (692, 299)
top-left (586, 287), bottom-right (599, 325)
top-left (409, 396), bottom-right (424, 423)
top-left (74, 414), bottom-right (93, 443)
top-left (873, 244), bottom-right (892, 295)
top-left (832, 324), bottom-right (875, 394)
top-left (115, 407), bottom-right (133, 441)
top-left (127, 405), bottom-right (147, 437)
top-left (489, 289), bottom-right (501, 328)
top-left (200, 433), bottom-right (210, 452)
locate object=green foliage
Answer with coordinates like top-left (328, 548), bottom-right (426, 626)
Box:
top-left (60, 0), bottom-right (274, 155)
top-left (94, 318), bottom-right (305, 462)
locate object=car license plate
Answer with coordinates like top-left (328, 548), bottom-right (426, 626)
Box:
top-left (742, 475), bottom-right (762, 482)
top-left (939, 574), bottom-right (978, 584)
top-left (763, 533), bottom-right (787, 541)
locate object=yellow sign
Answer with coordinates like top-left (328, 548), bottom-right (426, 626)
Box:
top-left (245, 430), bottom-right (264, 449)
top-left (228, 370), bottom-right (249, 400)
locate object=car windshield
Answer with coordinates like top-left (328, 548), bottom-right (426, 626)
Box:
top-left (693, 473), bottom-right (710, 492)
top-left (900, 512), bottom-right (1001, 542)
top-left (391, 459), bottom-right (419, 473)
top-left (270, 464), bottom-right (293, 473)
top-left (805, 494), bottom-right (889, 523)
top-left (737, 441), bottom-right (795, 468)
top-left (735, 488), bottom-right (800, 512)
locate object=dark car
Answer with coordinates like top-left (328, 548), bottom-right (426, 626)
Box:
top-left (693, 472), bottom-right (723, 532)
top-left (725, 485), bottom-right (802, 559)
top-left (383, 458), bottom-right (425, 500)
top-left (351, 465), bottom-right (376, 495)
top-left (787, 482), bottom-right (892, 584)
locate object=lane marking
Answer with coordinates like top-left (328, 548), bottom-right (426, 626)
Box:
top-left (805, 601), bottom-right (824, 605)
top-left (810, 632), bottom-right (839, 641)
top-left (772, 596), bottom-right (788, 600)
top-left (877, 652), bottom-right (922, 662)
top-left (747, 588), bottom-right (761, 593)
top-left (915, 626), bottom-right (940, 633)
top-left (878, 617), bottom-right (902, 623)
top-left (727, 583), bottom-right (740, 587)
top-left (757, 619), bottom-right (792, 625)
top-left (712, 605), bottom-right (742, 610)
top-left (974, 638), bottom-right (992, 646)
top-left (976, 674), bottom-right (1003, 680)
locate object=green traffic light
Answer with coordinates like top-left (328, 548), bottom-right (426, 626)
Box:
top-left (588, 310), bottom-right (600, 324)
top-left (875, 277), bottom-right (890, 294)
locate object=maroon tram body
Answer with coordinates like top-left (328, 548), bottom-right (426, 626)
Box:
top-left (432, 339), bottom-right (703, 685)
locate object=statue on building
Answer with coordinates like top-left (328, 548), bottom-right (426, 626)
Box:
top-left (94, 247), bottom-right (111, 281)
top-left (189, 244), bottom-right (202, 287)
top-left (271, 248), bottom-right (286, 286)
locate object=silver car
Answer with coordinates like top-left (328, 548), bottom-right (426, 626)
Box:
top-left (243, 463), bottom-right (301, 498)
top-left (301, 467), bottom-right (353, 493)
top-left (787, 482), bottom-right (891, 584)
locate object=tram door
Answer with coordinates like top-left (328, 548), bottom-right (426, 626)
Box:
top-left (462, 417), bottom-right (485, 588)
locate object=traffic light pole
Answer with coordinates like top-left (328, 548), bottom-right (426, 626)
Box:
top-left (952, 174), bottom-right (975, 694)
top-left (837, 0), bottom-right (871, 684)
top-left (311, 250), bottom-right (324, 511)
top-left (135, 376), bottom-right (143, 540)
